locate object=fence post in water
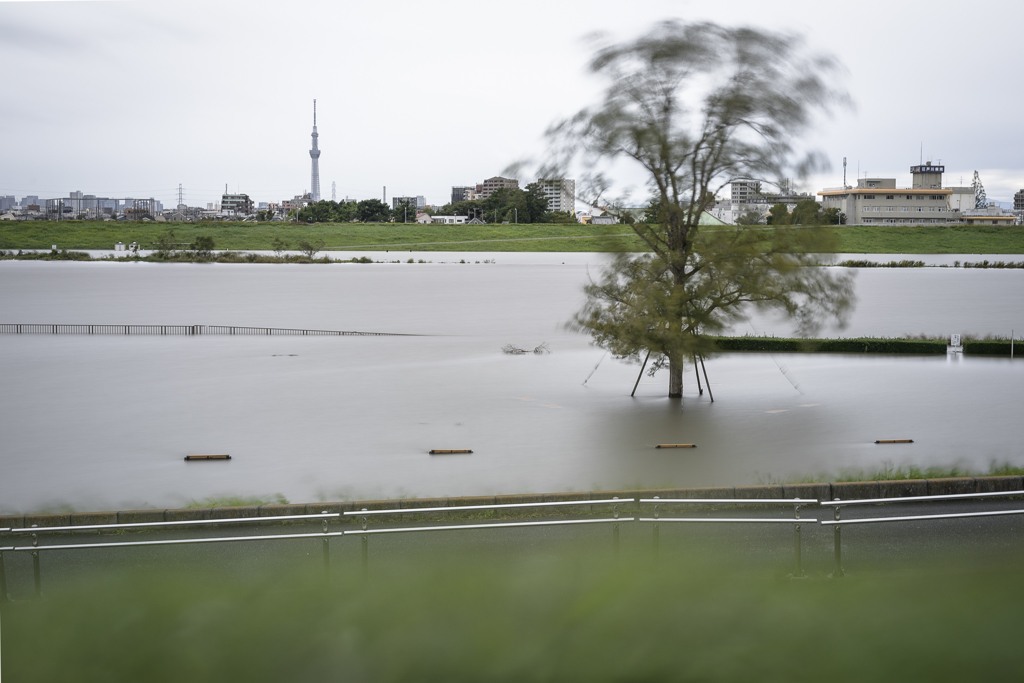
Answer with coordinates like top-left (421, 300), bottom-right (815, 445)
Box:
top-left (832, 500), bottom-right (844, 578)
top-left (693, 354), bottom-right (704, 395)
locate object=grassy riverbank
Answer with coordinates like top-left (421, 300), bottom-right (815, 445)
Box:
top-left (5, 554), bottom-right (1023, 681)
top-left (2, 220), bottom-right (1024, 253)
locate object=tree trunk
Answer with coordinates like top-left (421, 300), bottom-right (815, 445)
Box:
top-left (668, 356), bottom-right (683, 398)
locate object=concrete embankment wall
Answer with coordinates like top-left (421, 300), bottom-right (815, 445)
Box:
top-left (2, 475), bottom-right (1021, 529)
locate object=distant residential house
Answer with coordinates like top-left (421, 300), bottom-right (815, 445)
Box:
top-left (431, 215), bottom-right (468, 225)
top-left (0, 212), bottom-right (16, 221)
top-left (415, 212), bottom-right (433, 224)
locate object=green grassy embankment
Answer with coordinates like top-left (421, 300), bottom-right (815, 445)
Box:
top-left (5, 555), bottom-right (1024, 681)
top-left (3, 220), bottom-right (1024, 253)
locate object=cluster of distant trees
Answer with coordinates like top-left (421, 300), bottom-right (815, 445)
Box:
top-left (765, 200), bottom-right (843, 226)
top-left (285, 182), bottom-right (576, 224)
top-left (293, 199), bottom-right (392, 223)
top-left (440, 183), bottom-right (575, 224)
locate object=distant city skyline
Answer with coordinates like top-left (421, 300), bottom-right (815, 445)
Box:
top-left (2, 0), bottom-right (1023, 208)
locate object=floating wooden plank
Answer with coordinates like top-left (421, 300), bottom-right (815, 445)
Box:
top-left (184, 454), bottom-right (232, 461)
top-left (656, 444), bottom-right (696, 449)
top-left (874, 439), bottom-right (914, 444)
top-left (429, 449), bottom-right (473, 455)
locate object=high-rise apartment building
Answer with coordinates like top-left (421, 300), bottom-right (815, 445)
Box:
top-left (393, 196), bottom-right (426, 210)
top-left (537, 178), bottom-right (575, 213)
top-left (479, 176), bottom-right (518, 199)
top-left (730, 181), bottom-right (761, 202)
top-left (1014, 189), bottom-right (1024, 213)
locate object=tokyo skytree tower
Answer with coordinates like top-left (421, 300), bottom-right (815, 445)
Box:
top-left (309, 99), bottom-right (321, 202)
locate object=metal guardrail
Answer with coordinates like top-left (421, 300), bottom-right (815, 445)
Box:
top-left (638, 497), bottom-right (816, 576)
top-left (5, 492), bottom-right (1024, 599)
top-left (0, 501), bottom-right (637, 600)
top-left (820, 490), bottom-right (1024, 577)
top-left (2, 512), bottom-right (341, 535)
top-left (0, 324), bottom-right (416, 337)
top-left (0, 324), bottom-right (199, 335)
top-left (819, 490), bottom-right (1024, 508)
top-left (344, 497), bottom-right (631, 517)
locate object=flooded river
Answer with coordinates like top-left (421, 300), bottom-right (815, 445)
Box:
top-left (0, 255), bottom-right (1021, 512)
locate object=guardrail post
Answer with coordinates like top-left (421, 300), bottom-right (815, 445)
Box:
top-left (31, 529), bottom-right (42, 598)
top-left (652, 496), bottom-right (660, 561)
top-left (0, 550), bottom-right (8, 602)
top-left (360, 510), bottom-right (369, 581)
top-left (612, 497), bottom-right (620, 557)
top-left (832, 500), bottom-right (844, 578)
top-left (792, 500), bottom-right (803, 577)
top-left (321, 516), bottom-right (330, 577)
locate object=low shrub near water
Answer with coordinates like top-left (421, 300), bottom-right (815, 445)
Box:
top-left (836, 259), bottom-right (926, 268)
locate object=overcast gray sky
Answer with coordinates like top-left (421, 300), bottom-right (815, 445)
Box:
top-left (2, 0), bottom-right (1022, 208)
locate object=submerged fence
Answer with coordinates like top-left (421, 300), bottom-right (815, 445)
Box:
top-left (0, 324), bottom-right (415, 337)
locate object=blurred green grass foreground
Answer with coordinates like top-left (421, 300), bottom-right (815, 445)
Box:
top-left (4, 551), bottom-right (1023, 682)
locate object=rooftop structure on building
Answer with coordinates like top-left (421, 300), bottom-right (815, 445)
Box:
top-left (536, 178), bottom-right (575, 214)
top-left (960, 205), bottom-right (1018, 225)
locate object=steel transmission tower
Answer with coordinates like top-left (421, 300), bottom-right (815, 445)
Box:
top-left (309, 100), bottom-right (321, 202)
top-left (972, 170), bottom-right (987, 209)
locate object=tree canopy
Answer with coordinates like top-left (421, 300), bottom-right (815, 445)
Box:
top-left (544, 20), bottom-right (855, 397)
top-left (296, 199), bottom-right (392, 223)
top-left (437, 183), bottom-right (562, 223)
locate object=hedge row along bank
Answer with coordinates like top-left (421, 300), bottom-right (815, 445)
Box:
top-left (710, 336), bottom-right (948, 355)
top-left (962, 340), bottom-right (1020, 356)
